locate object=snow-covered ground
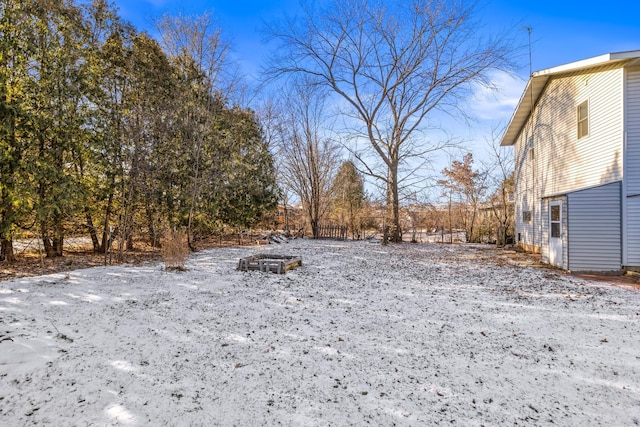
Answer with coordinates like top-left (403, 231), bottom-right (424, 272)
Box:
top-left (1, 240), bottom-right (639, 426)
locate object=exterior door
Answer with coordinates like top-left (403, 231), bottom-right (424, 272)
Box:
top-left (549, 201), bottom-right (563, 267)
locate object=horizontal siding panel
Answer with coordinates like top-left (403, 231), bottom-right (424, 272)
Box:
top-left (531, 65), bottom-right (624, 199)
top-left (626, 68), bottom-right (640, 195)
top-left (571, 238), bottom-right (620, 243)
top-left (568, 182), bottom-right (621, 271)
top-left (626, 196), bottom-right (640, 265)
top-left (571, 246), bottom-right (621, 252)
top-left (571, 233), bottom-right (621, 239)
top-left (515, 64), bottom-right (631, 258)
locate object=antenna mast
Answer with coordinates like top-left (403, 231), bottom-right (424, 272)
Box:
top-left (521, 26), bottom-right (533, 76)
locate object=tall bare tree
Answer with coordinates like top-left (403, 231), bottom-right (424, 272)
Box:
top-left (278, 81), bottom-right (341, 238)
top-left (485, 131), bottom-right (515, 246)
top-left (255, 97), bottom-right (295, 232)
top-left (266, 0), bottom-right (515, 241)
top-left (155, 12), bottom-right (239, 97)
top-left (156, 12), bottom-right (232, 249)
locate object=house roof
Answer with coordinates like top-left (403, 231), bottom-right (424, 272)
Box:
top-left (500, 50), bottom-right (640, 146)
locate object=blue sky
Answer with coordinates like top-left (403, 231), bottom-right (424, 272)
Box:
top-left (481, 0), bottom-right (640, 71)
top-left (110, 0), bottom-right (640, 121)
top-left (111, 0), bottom-right (300, 78)
top-left (109, 0), bottom-right (640, 192)
top-left (111, 0), bottom-right (640, 79)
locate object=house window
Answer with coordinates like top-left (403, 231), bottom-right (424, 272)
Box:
top-left (528, 136), bottom-right (534, 161)
top-left (522, 211), bottom-right (532, 222)
top-left (550, 205), bottom-right (561, 238)
top-left (577, 100), bottom-right (589, 139)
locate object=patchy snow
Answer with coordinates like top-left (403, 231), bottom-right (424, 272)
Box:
top-left (1, 240), bottom-right (639, 426)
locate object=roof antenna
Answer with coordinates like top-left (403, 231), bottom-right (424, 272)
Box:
top-left (520, 26), bottom-right (535, 246)
top-left (520, 26), bottom-right (535, 113)
top-left (521, 26), bottom-right (533, 76)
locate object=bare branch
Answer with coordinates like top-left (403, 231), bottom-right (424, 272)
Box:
top-left (264, 0), bottom-right (517, 241)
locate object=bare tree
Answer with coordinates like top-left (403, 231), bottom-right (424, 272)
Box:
top-left (278, 81), bottom-right (341, 238)
top-left (155, 12), bottom-right (232, 250)
top-left (155, 12), bottom-right (240, 98)
top-left (255, 97), bottom-right (292, 231)
top-left (265, 0), bottom-right (515, 242)
top-left (439, 153), bottom-right (487, 243)
top-left (484, 129), bottom-right (515, 246)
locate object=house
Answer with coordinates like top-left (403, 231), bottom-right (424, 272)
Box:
top-left (500, 50), bottom-right (640, 272)
top-left (274, 204), bottom-right (304, 231)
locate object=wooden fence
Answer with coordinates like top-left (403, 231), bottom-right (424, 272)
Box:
top-left (317, 224), bottom-right (347, 240)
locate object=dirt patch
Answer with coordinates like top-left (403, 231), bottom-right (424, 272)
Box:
top-left (489, 247), bottom-right (640, 291)
top-left (0, 248), bottom-right (160, 281)
top-left (0, 234), bottom-right (264, 281)
top-left (571, 272), bottom-right (640, 290)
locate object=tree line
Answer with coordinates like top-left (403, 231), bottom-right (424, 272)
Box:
top-left (2, 0), bottom-right (518, 263)
top-left (0, 0), bottom-right (278, 262)
top-left (277, 148), bottom-right (513, 245)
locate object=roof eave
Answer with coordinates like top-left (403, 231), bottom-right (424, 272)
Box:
top-left (499, 75), bottom-right (549, 146)
top-left (499, 50), bottom-right (640, 147)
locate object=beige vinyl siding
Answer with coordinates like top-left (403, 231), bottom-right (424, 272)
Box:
top-left (514, 64), bottom-right (625, 253)
top-left (626, 67), bottom-right (640, 195)
top-left (625, 66), bottom-right (640, 266)
top-left (567, 182), bottom-right (622, 271)
top-left (514, 129), bottom-right (540, 249)
top-left (532, 65), bottom-right (624, 197)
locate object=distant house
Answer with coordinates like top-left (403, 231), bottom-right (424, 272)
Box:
top-left (501, 50), bottom-right (640, 272)
top-left (275, 204), bottom-right (303, 231)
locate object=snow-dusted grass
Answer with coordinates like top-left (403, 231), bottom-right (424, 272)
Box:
top-left (1, 240), bottom-right (639, 426)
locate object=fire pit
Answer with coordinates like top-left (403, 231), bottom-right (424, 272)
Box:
top-left (237, 254), bottom-right (302, 274)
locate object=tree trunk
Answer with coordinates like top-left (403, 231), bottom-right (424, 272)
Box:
top-left (53, 210), bottom-right (64, 257)
top-left (100, 191), bottom-right (114, 253)
top-left (0, 112), bottom-right (18, 263)
top-left (123, 182), bottom-right (136, 252)
top-left (42, 230), bottom-right (55, 258)
top-left (1, 237), bottom-right (15, 263)
top-left (0, 198), bottom-right (16, 262)
top-left (85, 208), bottom-right (100, 252)
top-left (145, 198), bottom-right (160, 248)
top-left (187, 134), bottom-right (204, 252)
top-left (388, 163), bottom-right (402, 243)
top-left (53, 236), bottom-right (63, 257)
top-left (126, 234), bottom-right (134, 251)
top-left (448, 192), bottom-right (453, 244)
top-left (468, 205), bottom-right (478, 243)
top-left (72, 150), bottom-right (100, 252)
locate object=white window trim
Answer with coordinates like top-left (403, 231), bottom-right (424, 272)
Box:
top-left (577, 99), bottom-right (589, 139)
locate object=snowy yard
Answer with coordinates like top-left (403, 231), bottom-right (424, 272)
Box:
top-left (1, 240), bottom-right (639, 426)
